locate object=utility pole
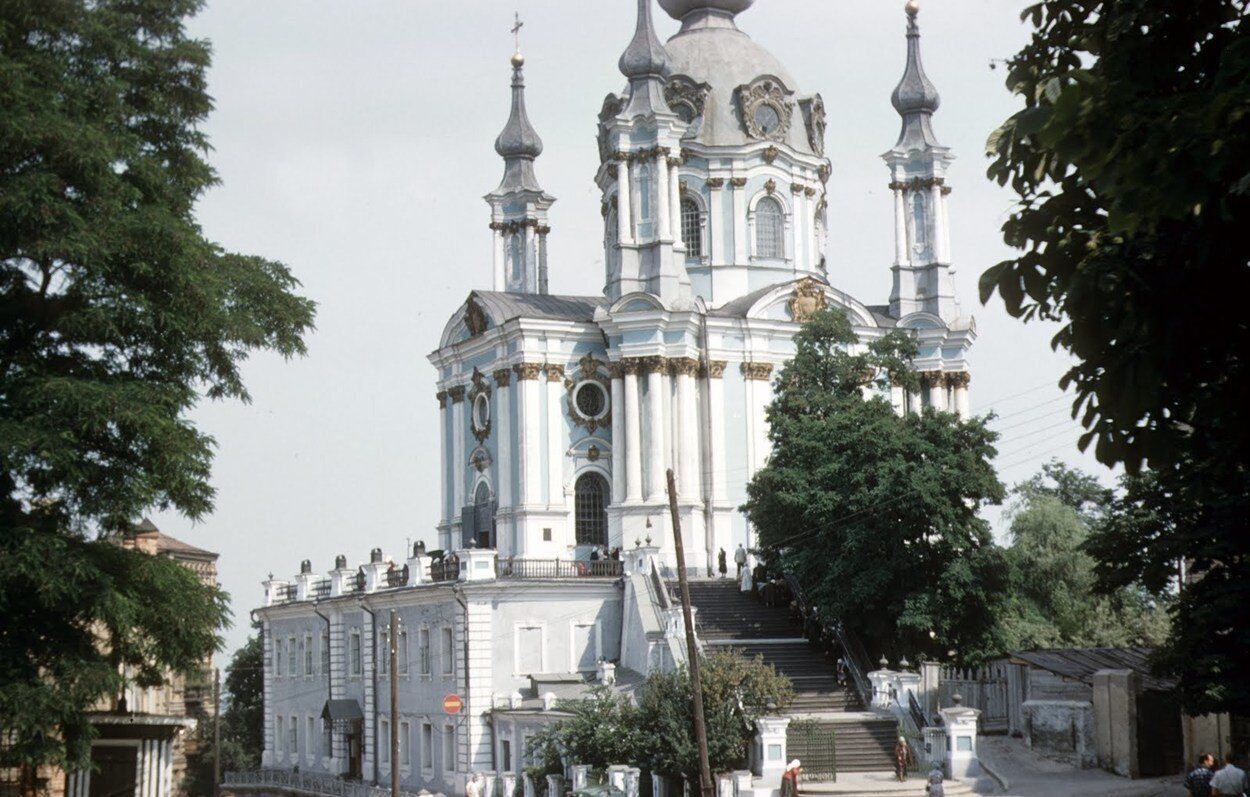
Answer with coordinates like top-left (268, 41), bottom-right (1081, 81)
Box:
top-left (389, 611), bottom-right (399, 797)
top-left (667, 469), bottom-right (713, 797)
top-left (212, 667), bottom-right (221, 797)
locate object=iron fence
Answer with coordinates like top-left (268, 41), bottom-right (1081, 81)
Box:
top-left (495, 558), bottom-right (623, 579)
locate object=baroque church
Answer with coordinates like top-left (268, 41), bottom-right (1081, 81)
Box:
top-left (431, 0), bottom-right (974, 571)
top-left (254, 2), bottom-right (977, 794)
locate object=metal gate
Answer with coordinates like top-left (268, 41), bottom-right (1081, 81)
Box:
top-left (787, 721), bottom-right (837, 782)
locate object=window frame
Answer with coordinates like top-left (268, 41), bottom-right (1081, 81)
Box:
top-left (753, 195), bottom-right (786, 260)
top-left (680, 195), bottom-right (705, 261)
top-left (440, 626), bottom-right (455, 677)
top-left (421, 723), bottom-right (434, 773)
top-left (418, 627), bottom-right (431, 677)
top-left (573, 471), bottom-right (610, 546)
top-left (349, 628), bottom-right (363, 677)
top-left (442, 725), bottom-right (456, 774)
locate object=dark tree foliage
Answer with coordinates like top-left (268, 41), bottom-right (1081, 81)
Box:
top-left (186, 632), bottom-right (264, 796)
top-left (983, 0), bottom-right (1249, 713)
top-left (742, 309), bottom-right (1008, 663)
top-left (0, 0), bottom-right (315, 774)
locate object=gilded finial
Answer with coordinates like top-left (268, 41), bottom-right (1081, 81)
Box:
top-left (905, 0), bottom-right (920, 16)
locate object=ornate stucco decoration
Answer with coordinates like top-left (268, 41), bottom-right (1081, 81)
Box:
top-left (545, 363), bottom-right (565, 383)
top-left (436, 390), bottom-right (448, 409)
top-left (566, 353), bottom-right (611, 434)
top-left (667, 357), bottom-right (700, 377)
top-left (765, 179), bottom-right (777, 195)
top-left (664, 75), bottom-right (711, 129)
top-left (597, 93), bottom-right (624, 162)
top-left (730, 177), bottom-right (747, 188)
top-left (468, 369), bottom-right (492, 444)
top-left (787, 277), bottom-right (828, 323)
top-left (800, 93), bottom-right (827, 156)
top-left (469, 447), bottom-right (493, 473)
top-left (736, 77), bottom-right (794, 143)
top-left (640, 355), bottom-right (667, 375)
top-left (447, 386), bottom-right (466, 404)
top-left (945, 371), bottom-right (971, 388)
top-left (513, 362), bottom-right (543, 381)
top-left (705, 177), bottom-right (726, 189)
top-left (920, 370), bottom-right (945, 388)
top-left (762, 146), bottom-right (780, 164)
top-left (741, 362), bottom-right (775, 381)
top-left (464, 298), bottom-right (488, 337)
top-left (492, 369), bottom-right (512, 388)
top-left (703, 360), bottom-right (727, 379)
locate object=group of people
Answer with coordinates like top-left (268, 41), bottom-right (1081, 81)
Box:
top-left (1186, 753), bottom-right (1247, 797)
top-left (715, 544), bottom-right (751, 579)
top-left (586, 545), bottom-right (621, 561)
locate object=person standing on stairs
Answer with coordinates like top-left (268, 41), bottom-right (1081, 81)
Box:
top-left (718, 548), bottom-right (727, 577)
top-left (734, 544), bottom-right (747, 578)
top-left (780, 760), bottom-right (801, 797)
top-left (895, 736), bottom-right (912, 782)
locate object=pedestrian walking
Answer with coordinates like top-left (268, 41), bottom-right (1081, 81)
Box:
top-left (1187, 754), bottom-right (1218, 797)
top-left (836, 657), bottom-right (848, 688)
top-left (1212, 754), bottom-right (1247, 797)
top-left (718, 547), bottom-right (727, 577)
top-left (780, 759), bottom-right (801, 797)
top-left (734, 544), bottom-right (747, 578)
top-left (894, 736), bottom-right (912, 782)
top-left (925, 765), bottom-right (945, 797)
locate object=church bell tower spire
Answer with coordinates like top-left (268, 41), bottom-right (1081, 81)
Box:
top-left (486, 15), bottom-right (555, 295)
top-left (883, 0), bottom-right (959, 321)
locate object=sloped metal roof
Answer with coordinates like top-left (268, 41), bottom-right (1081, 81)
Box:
top-left (1010, 647), bottom-right (1176, 693)
top-left (472, 290), bottom-right (604, 325)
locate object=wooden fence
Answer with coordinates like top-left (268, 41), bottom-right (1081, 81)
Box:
top-left (937, 660), bottom-right (1027, 734)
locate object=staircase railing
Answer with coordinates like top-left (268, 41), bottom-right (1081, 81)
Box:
top-left (783, 573), bottom-right (874, 709)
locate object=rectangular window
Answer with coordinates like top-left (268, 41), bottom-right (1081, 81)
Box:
top-left (501, 739), bottom-right (512, 772)
top-left (399, 721), bottom-right (411, 767)
top-left (289, 716), bottom-right (298, 758)
top-left (304, 634), bottom-right (313, 675)
top-left (380, 719), bottom-right (390, 765)
top-left (443, 726), bottom-right (455, 773)
top-left (287, 637), bottom-right (297, 676)
top-left (419, 628), bottom-right (431, 676)
top-left (307, 717), bottom-right (315, 758)
top-left (379, 630), bottom-right (389, 675)
top-left (321, 629), bottom-right (330, 675)
top-left (276, 716), bottom-right (285, 755)
top-left (275, 641), bottom-right (284, 678)
top-left (398, 630), bottom-right (409, 675)
top-left (440, 627), bottom-right (454, 676)
top-left (421, 724), bottom-right (433, 771)
top-left (350, 629), bottom-right (362, 676)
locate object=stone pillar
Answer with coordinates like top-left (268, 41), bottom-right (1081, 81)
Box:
top-left (940, 701), bottom-right (982, 778)
top-left (570, 764), bottom-right (590, 792)
top-left (491, 222), bottom-right (506, 291)
top-left (732, 771), bottom-right (753, 797)
top-left (892, 182), bottom-right (910, 266)
top-left (889, 380), bottom-right (906, 416)
top-left (753, 717), bottom-right (790, 784)
top-left (656, 151), bottom-right (671, 241)
top-left (457, 548), bottom-right (497, 582)
top-left (450, 385), bottom-right (466, 518)
top-left (644, 357), bottom-right (666, 500)
top-left (948, 372), bottom-right (971, 420)
top-left (546, 364), bottom-right (565, 509)
top-left (514, 363), bottom-right (543, 505)
top-left (669, 159), bottom-right (683, 250)
top-left (522, 774), bottom-right (537, 797)
top-left (715, 773), bottom-right (734, 797)
top-left (731, 177), bottom-right (748, 264)
top-left (493, 370), bottom-right (513, 511)
top-left (1092, 669), bottom-right (1140, 778)
top-left (707, 178), bottom-right (726, 264)
top-left (437, 390), bottom-right (450, 542)
top-left (896, 669), bottom-right (921, 705)
top-left (607, 765), bottom-right (629, 792)
top-left (930, 181), bottom-right (948, 264)
top-left (616, 156), bottom-right (634, 244)
top-left (500, 772), bottom-right (517, 797)
top-left (625, 767), bottom-right (642, 797)
top-left (623, 360), bottom-right (643, 502)
top-left (546, 775), bottom-right (564, 797)
top-left (610, 364), bottom-right (626, 503)
top-left (674, 359), bottom-right (700, 501)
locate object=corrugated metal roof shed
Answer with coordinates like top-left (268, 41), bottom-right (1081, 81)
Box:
top-left (1009, 647), bottom-right (1176, 692)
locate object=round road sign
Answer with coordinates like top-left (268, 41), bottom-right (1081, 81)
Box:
top-left (443, 694), bottom-right (463, 715)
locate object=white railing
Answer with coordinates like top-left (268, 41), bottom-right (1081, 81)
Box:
top-left (223, 770), bottom-right (425, 797)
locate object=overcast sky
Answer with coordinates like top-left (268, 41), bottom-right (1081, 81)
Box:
top-left (153, 0), bottom-right (1111, 659)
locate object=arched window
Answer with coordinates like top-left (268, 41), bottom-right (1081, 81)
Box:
top-left (755, 197), bottom-right (784, 259)
top-left (574, 472), bottom-right (609, 546)
top-left (681, 197), bottom-right (702, 259)
top-left (470, 481), bottom-right (494, 549)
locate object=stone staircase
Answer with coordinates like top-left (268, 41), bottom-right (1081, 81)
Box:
top-left (678, 580), bottom-right (899, 774)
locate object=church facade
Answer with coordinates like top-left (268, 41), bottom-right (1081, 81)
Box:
top-left (431, 0), bottom-right (974, 572)
top-left (253, 2), bottom-right (976, 794)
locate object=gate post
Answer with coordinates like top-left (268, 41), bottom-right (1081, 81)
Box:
top-left (752, 717), bottom-right (790, 785)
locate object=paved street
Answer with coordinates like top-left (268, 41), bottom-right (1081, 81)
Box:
top-left (972, 737), bottom-right (1187, 797)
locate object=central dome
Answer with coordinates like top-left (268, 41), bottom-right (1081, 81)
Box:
top-left (659, 0), bottom-right (754, 20)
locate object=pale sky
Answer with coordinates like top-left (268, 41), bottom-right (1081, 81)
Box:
top-left (152, 0), bottom-right (1110, 659)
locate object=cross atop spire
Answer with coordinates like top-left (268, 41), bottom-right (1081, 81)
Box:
top-left (511, 12), bottom-right (524, 61)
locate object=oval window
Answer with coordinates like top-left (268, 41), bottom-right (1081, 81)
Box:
top-left (472, 392), bottom-right (490, 431)
top-left (574, 382), bottom-right (607, 419)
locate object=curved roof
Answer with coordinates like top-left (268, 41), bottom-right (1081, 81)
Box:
top-left (664, 9), bottom-right (816, 155)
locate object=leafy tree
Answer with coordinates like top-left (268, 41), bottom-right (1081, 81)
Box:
top-left (998, 462), bottom-right (1170, 650)
top-left (982, 0), bottom-right (1249, 713)
top-left (0, 0), bottom-right (315, 778)
top-left (186, 630), bottom-right (264, 796)
top-left (743, 308), bottom-right (1008, 662)
top-left (523, 687), bottom-right (645, 782)
top-left (637, 650), bottom-right (793, 781)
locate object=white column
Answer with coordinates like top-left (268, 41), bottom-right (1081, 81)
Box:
top-left (438, 391), bottom-right (450, 531)
top-left (623, 362), bottom-right (643, 502)
top-left (610, 369), bottom-right (626, 502)
top-left (930, 182), bottom-right (948, 264)
top-left (491, 224), bottom-right (506, 290)
top-left (656, 152), bottom-right (671, 241)
top-left (731, 178), bottom-right (748, 264)
top-left (669, 160), bottom-right (683, 249)
top-left (522, 223), bottom-right (536, 293)
top-left (742, 363), bottom-right (773, 473)
top-left (892, 184), bottom-right (910, 265)
top-left (708, 179), bottom-right (726, 263)
top-left (707, 363), bottom-right (727, 502)
top-left (546, 365), bottom-right (564, 507)
top-left (791, 186), bottom-right (807, 269)
top-left (939, 186), bottom-right (953, 263)
top-left (927, 373), bottom-right (947, 412)
top-left (644, 358), bottom-right (666, 500)
top-left (676, 361), bottom-right (699, 501)
top-left (890, 383), bottom-right (905, 416)
top-left (954, 373), bottom-right (971, 420)
top-left (494, 371), bottom-right (512, 509)
top-left (451, 386), bottom-right (466, 515)
top-left (515, 364), bottom-right (542, 505)
top-left (616, 157), bottom-right (633, 244)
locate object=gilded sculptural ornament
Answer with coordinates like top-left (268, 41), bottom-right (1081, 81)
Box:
top-left (467, 368), bottom-right (492, 444)
top-left (765, 178), bottom-right (777, 195)
top-left (512, 362), bottom-right (543, 381)
top-left (447, 385), bottom-right (466, 403)
top-left (741, 361), bottom-right (774, 381)
top-left (464, 297), bottom-right (488, 337)
top-left (736, 77), bottom-right (794, 142)
top-left (801, 93), bottom-right (826, 156)
top-left (664, 75), bottom-right (711, 128)
top-left (787, 277), bottom-right (828, 323)
top-left (566, 353), bottom-right (611, 434)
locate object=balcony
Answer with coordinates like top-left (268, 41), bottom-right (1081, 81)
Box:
top-left (495, 557), bottom-right (622, 579)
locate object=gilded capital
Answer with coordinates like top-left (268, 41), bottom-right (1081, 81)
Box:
top-left (621, 358), bottom-right (643, 376)
top-left (945, 371), bottom-right (971, 388)
top-left (730, 177), bottom-right (747, 188)
top-left (668, 357), bottom-right (700, 377)
top-left (492, 369), bottom-right (512, 388)
top-left (545, 363), bottom-right (566, 382)
top-left (447, 385), bottom-right (467, 403)
top-left (640, 355), bottom-right (667, 375)
top-left (436, 390), bottom-right (449, 409)
top-left (705, 360), bottom-right (728, 379)
top-left (607, 362), bottom-right (625, 380)
top-left (513, 362), bottom-right (543, 381)
top-left (705, 177), bottom-right (726, 189)
top-left (741, 362), bottom-right (774, 381)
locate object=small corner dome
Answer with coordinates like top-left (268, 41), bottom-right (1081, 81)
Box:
top-left (659, 0), bottom-right (754, 20)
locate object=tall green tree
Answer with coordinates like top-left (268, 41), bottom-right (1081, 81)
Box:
top-left (998, 462), bottom-right (1170, 650)
top-left (186, 631), bottom-right (265, 795)
top-left (982, 0), bottom-right (1249, 713)
top-left (742, 308), bottom-right (1008, 662)
top-left (0, 0), bottom-right (315, 778)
